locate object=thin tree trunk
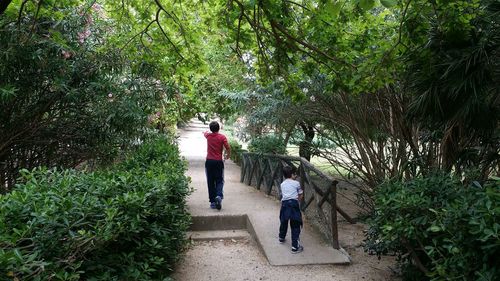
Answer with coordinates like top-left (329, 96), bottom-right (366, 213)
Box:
top-left (299, 122), bottom-right (315, 161)
top-left (283, 121), bottom-right (296, 148)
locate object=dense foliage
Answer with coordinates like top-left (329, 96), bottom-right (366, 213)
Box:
top-left (404, 0), bottom-right (500, 174)
top-left (365, 174), bottom-right (500, 280)
top-left (219, 2), bottom-right (499, 278)
top-left (248, 135), bottom-right (287, 155)
top-left (0, 3), bottom-right (175, 191)
top-left (228, 138), bottom-right (245, 165)
top-left (0, 136), bottom-right (191, 280)
top-left (1, 0), bottom-right (498, 279)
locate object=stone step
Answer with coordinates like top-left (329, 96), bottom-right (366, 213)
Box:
top-left (189, 213), bottom-right (351, 265)
top-left (189, 214), bottom-right (248, 231)
top-left (187, 230), bottom-right (250, 241)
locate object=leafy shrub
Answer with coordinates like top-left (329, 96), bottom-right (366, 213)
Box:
top-left (228, 138), bottom-right (246, 165)
top-left (365, 173), bottom-right (500, 281)
top-left (0, 136), bottom-right (191, 280)
top-left (248, 135), bottom-right (287, 155)
top-left (0, 6), bottom-right (169, 191)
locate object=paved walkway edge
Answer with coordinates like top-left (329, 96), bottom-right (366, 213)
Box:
top-left (189, 212), bottom-right (351, 265)
top-left (180, 120), bottom-right (351, 266)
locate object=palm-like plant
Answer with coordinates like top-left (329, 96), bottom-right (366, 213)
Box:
top-left (406, 0), bottom-right (499, 177)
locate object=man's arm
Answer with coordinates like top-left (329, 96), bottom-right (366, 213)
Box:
top-left (223, 137), bottom-right (231, 159)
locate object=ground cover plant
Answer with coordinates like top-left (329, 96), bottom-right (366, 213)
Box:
top-left (0, 136), bottom-right (191, 280)
top-left (365, 174), bottom-right (500, 281)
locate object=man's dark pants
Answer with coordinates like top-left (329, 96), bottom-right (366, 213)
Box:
top-left (205, 159), bottom-right (224, 203)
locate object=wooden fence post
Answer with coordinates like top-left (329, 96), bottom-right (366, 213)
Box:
top-left (299, 163), bottom-right (306, 208)
top-left (246, 156), bottom-right (256, 185)
top-left (240, 154), bottom-right (246, 183)
top-left (330, 181), bottom-right (340, 249)
top-left (239, 153), bottom-right (353, 250)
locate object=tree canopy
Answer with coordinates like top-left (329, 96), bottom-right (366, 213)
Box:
top-left (1, 0), bottom-right (498, 279)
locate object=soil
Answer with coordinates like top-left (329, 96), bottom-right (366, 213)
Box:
top-left (171, 237), bottom-right (399, 281)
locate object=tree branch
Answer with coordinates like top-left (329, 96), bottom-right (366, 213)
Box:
top-left (269, 19), bottom-right (354, 68)
top-left (401, 238), bottom-right (430, 275)
top-left (0, 0), bottom-right (13, 15)
top-left (284, 0), bottom-right (309, 11)
top-left (235, 8), bottom-right (244, 57)
top-left (29, 0), bottom-right (43, 35)
top-left (381, 0), bottom-right (412, 62)
top-left (17, 0), bottom-right (29, 26)
top-left (155, 9), bottom-right (185, 61)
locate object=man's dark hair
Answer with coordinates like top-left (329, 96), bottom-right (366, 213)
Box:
top-left (209, 121), bottom-right (220, 132)
top-left (283, 166), bottom-right (296, 179)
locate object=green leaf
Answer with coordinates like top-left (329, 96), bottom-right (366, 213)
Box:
top-left (429, 225), bottom-right (441, 232)
top-left (358, 0), bottom-right (376, 10)
top-left (0, 85), bottom-right (18, 101)
top-left (13, 249), bottom-right (23, 261)
top-left (380, 0), bottom-right (397, 8)
top-left (324, 1), bottom-right (342, 17)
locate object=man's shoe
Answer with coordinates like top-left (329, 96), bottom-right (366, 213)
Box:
top-left (291, 245), bottom-right (304, 254)
top-left (210, 202), bottom-right (216, 209)
top-left (215, 196), bottom-right (222, 210)
top-left (279, 238), bottom-right (286, 244)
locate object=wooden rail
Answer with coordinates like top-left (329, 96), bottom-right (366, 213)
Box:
top-left (240, 152), bottom-right (355, 249)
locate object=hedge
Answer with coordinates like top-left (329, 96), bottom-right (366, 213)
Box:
top-left (0, 136), bottom-right (191, 280)
top-left (365, 173), bottom-right (500, 281)
top-left (228, 138), bottom-right (245, 165)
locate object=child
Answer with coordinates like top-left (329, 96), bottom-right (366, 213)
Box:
top-left (278, 166), bottom-right (304, 253)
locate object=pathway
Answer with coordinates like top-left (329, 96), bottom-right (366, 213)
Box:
top-left (172, 120), bottom-right (398, 281)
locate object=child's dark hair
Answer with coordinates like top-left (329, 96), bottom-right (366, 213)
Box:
top-left (283, 166), bottom-right (296, 179)
top-left (209, 121), bottom-right (220, 132)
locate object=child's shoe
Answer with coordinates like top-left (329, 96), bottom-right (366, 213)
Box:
top-left (279, 237), bottom-right (286, 243)
top-left (210, 202), bottom-right (216, 209)
top-left (215, 196), bottom-right (222, 210)
top-left (291, 245), bottom-right (304, 254)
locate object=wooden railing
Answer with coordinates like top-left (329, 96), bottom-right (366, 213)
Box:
top-left (240, 152), bottom-right (355, 249)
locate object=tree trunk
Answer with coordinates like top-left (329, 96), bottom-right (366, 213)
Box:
top-left (299, 122), bottom-right (315, 161)
top-left (283, 121), bottom-right (296, 148)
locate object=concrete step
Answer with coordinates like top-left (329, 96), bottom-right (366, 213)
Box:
top-left (190, 214), bottom-right (248, 231)
top-left (190, 213), bottom-right (351, 266)
top-left (182, 120), bottom-right (351, 266)
top-left (187, 230), bottom-right (250, 241)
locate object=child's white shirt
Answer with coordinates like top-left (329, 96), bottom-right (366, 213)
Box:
top-left (280, 178), bottom-right (303, 201)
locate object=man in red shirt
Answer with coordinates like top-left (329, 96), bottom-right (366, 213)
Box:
top-left (204, 121), bottom-right (231, 210)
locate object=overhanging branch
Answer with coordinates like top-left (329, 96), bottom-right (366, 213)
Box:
top-left (0, 0), bottom-right (14, 15)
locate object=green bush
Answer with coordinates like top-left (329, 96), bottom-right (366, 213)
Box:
top-left (228, 138), bottom-right (246, 165)
top-left (248, 135), bottom-right (287, 155)
top-left (365, 174), bottom-right (500, 281)
top-left (0, 6), bottom-right (170, 192)
top-left (0, 136), bottom-right (191, 280)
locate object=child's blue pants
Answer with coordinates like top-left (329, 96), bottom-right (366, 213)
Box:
top-left (279, 199), bottom-right (302, 248)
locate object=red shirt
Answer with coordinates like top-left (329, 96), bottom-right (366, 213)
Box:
top-left (204, 132), bottom-right (230, 160)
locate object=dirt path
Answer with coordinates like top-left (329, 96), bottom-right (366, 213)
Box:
top-left (171, 121), bottom-right (399, 281)
top-left (172, 237), bottom-right (398, 281)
